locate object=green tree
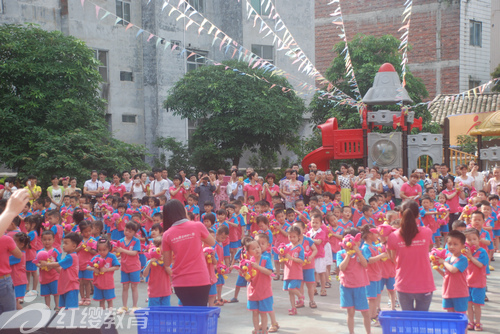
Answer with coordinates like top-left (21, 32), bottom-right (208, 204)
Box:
top-left (154, 137), bottom-right (193, 176)
top-left (492, 63), bottom-right (500, 92)
top-left (310, 34), bottom-right (438, 134)
top-left (164, 60), bottom-right (305, 166)
top-left (0, 24), bottom-right (148, 185)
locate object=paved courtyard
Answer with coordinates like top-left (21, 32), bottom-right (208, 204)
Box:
top-left (19, 260), bottom-right (500, 333)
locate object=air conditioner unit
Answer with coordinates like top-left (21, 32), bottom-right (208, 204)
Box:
top-left (368, 132), bottom-right (402, 170)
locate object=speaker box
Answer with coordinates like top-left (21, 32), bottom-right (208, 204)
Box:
top-left (0, 308), bottom-right (56, 334)
top-left (46, 308), bottom-right (118, 334)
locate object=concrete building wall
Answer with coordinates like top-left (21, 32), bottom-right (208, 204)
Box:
top-left (459, 0), bottom-right (492, 92)
top-left (314, 0), bottom-right (467, 98)
top-left (490, 0), bottom-right (500, 73)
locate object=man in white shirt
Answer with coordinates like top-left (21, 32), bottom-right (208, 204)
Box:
top-left (121, 170), bottom-right (134, 195)
top-left (161, 168), bottom-right (174, 188)
top-left (150, 168), bottom-right (170, 200)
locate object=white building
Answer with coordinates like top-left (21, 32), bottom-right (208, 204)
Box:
top-left (0, 0), bottom-right (316, 164)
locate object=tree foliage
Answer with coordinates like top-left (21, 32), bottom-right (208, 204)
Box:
top-left (0, 24), bottom-right (148, 185)
top-left (310, 34), bottom-right (438, 134)
top-left (163, 60), bottom-right (305, 166)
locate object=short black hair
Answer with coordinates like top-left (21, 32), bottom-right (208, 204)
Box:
top-left (64, 232), bottom-right (82, 246)
top-left (448, 230), bottom-right (465, 245)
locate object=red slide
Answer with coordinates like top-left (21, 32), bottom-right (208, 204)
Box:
top-left (301, 146), bottom-right (336, 173)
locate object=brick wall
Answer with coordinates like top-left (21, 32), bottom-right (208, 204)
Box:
top-left (315, 0), bottom-right (461, 98)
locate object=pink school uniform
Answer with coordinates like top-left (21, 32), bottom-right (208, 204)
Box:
top-left (247, 254), bottom-right (274, 312)
top-left (362, 242), bottom-right (383, 299)
top-left (58, 253), bottom-right (80, 308)
top-left (92, 253), bottom-right (120, 301)
top-left (283, 244), bottom-right (304, 291)
top-left (38, 248), bottom-right (61, 296)
top-left (328, 225), bottom-right (344, 254)
top-left (146, 260), bottom-right (172, 304)
top-left (77, 237), bottom-right (96, 280)
top-left (442, 255), bottom-right (469, 311)
top-left (9, 251), bottom-right (28, 299)
top-left (50, 225), bottom-right (64, 253)
top-left (118, 236), bottom-right (141, 283)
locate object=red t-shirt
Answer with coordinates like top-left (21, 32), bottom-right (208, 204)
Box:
top-left (118, 237), bottom-right (141, 273)
top-left (58, 253), bottom-right (80, 295)
top-left (162, 221), bottom-right (210, 287)
top-left (442, 189), bottom-right (460, 214)
top-left (38, 248), bottom-right (61, 285)
top-left (244, 183), bottom-right (262, 201)
top-left (264, 184), bottom-right (280, 208)
top-left (169, 186), bottom-right (187, 203)
top-left (92, 253), bottom-right (120, 290)
top-left (109, 184), bottom-right (126, 197)
top-left (466, 248), bottom-right (488, 288)
top-left (400, 183), bottom-right (422, 199)
top-left (387, 226), bottom-right (435, 293)
top-left (247, 255), bottom-right (273, 301)
top-left (336, 250), bottom-right (370, 288)
top-left (77, 237), bottom-right (97, 271)
top-left (442, 255), bottom-right (469, 299)
top-left (283, 244), bottom-right (304, 280)
top-left (10, 252), bottom-right (28, 287)
top-left (146, 260), bottom-right (172, 298)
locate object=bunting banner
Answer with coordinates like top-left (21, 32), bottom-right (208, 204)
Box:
top-left (77, 0), bottom-right (361, 106)
top-left (327, 0), bottom-right (362, 102)
top-left (398, 0), bottom-right (412, 88)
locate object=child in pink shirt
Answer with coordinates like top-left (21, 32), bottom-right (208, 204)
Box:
top-left (44, 232), bottom-right (81, 310)
top-left (143, 236), bottom-right (172, 306)
top-left (25, 215), bottom-right (43, 297)
top-left (115, 222), bottom-right (142, 315)
top-left (361, 225), bottom-right (387, 326)
top-left (242, 239), bottom-right (273, 333)
top-left (283, 226), bottom-right (305, 315)
top-left (89, 238), bottom-right (120, 309)
top-left (214, 225), bottom-right (229, 306)
top-left (463, 228), bottom-right (488, 331)
top-left (37, 230), bottom-right (61, 310)
top-left (337, 228), bottom-right (370, 334)
top-left (272, 210), bottom-right (290, 280)
top-left (307, 213), bottom-right (328, 297)
top-left (9, 232), bottom-right (29, 309)
top-left (76, 221), bottom-right (97, 306)
top-left (326, 212), bottom-right (344, 278)
top-left (435, 230), bottom-right (469, 313)
top-left (46, 210), bottom-right (64, 253)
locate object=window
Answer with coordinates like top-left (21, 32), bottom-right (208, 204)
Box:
top-left (251, 0), bottom-right (270, 15)
top-left (116, 0), bottom-right (131, 25)
top-left (469, 79), bottom-right (481, 90)
top-left (187, 0), bottom-right (204, 13)
top-left (186, 50), bottom-right (207, 72)
top-left (251, 44), bottom-right (274, 64)
top-left (120, 71), bottom-right (133, 81)
top-left (122, 114), bottom-right (136, 123)
top-left (105, 114), bottom-right (112, 132)
top-left (470, 20), bottom-right (482, 47)
top-left (94, 50), bottom-right (108, 82)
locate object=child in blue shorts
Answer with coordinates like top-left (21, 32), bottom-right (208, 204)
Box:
top-left (337, 228), bottom-right (371, 334)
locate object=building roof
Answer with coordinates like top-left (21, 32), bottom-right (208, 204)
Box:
top-left (429, 93), bottom-right (500, 125)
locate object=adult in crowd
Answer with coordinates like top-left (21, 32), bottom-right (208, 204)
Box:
top-left (381, 171), bottom-right (394, 196)
top-left (291, 163), bottom-right (305, 183)
top-left (243, 167), bottom-right (254, 184)
top-left (130, 168), bottom-right (138, 180)
top-left (361, 168), bottom-right (382, 202)
top-left (302, 170), bottom-right (322, 205)
top-left (65, 177), bottom-right (80, 196)
top-left (399, 173), bottom-right (422, 202)
top-left (281, 170), bottom-right (302, 208)
top-left (0, 189), bottom-right (30, 315)
top-left (439, 163), bottom-right (451, 181)
top-left (161, 168), bottom-right (174, 189)
top-left (321, 170), bottom-right (338, 194)
top-left (485, 166), bottom-right (500, 195)
top-left (353, 169), bottom-right (367, 199)
top-left (195, 173), bottom-right (216, 214)
top-left (83, 170), bottom-right (100, 200)
top-left (162, 199), bottom-right (215, 306)
top-left (24, 175), bottom-right (41, 204)
top-left (150, 168), bottom-right (170, 200)
top-left (454, 164), bottom-right (474, 206)
top-left (214, 169), bottom-right (229, 210)
top-left (47, 175), bottom-right (63, 210)
top-left (337, 163), bottom-right (352, 206)
top-left (121, 170), bottom-right (133, 196)
top-left (415, 169), bottom-right (426, 190)
top-left (1, 177), bottom-right (17, 200)
top-left (244, 172), bottom-right (263, 203)
top-left (390, 169), bottom-right (406, 206)
top-left (132, 174), bottom-right (147, 199)
top-left (228, 170), bottom-right (244, 200)
top-left (303, 163), bottom-right (318, 183)
top-left (178, 169), bottom-right (191, 189)
top-left (467, 162), bottom-right (484, 191)
top-left (263, 173), bottom-right (280, 208)
top-left (424, 167), bottom-right (442, 194)
top-left (387, 200), bottom-right (435, 311)
top-left (98, 170), bottom-right (111, 194)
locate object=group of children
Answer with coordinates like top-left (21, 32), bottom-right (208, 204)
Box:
top-left (2, 176), bottom-right (498, 334)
